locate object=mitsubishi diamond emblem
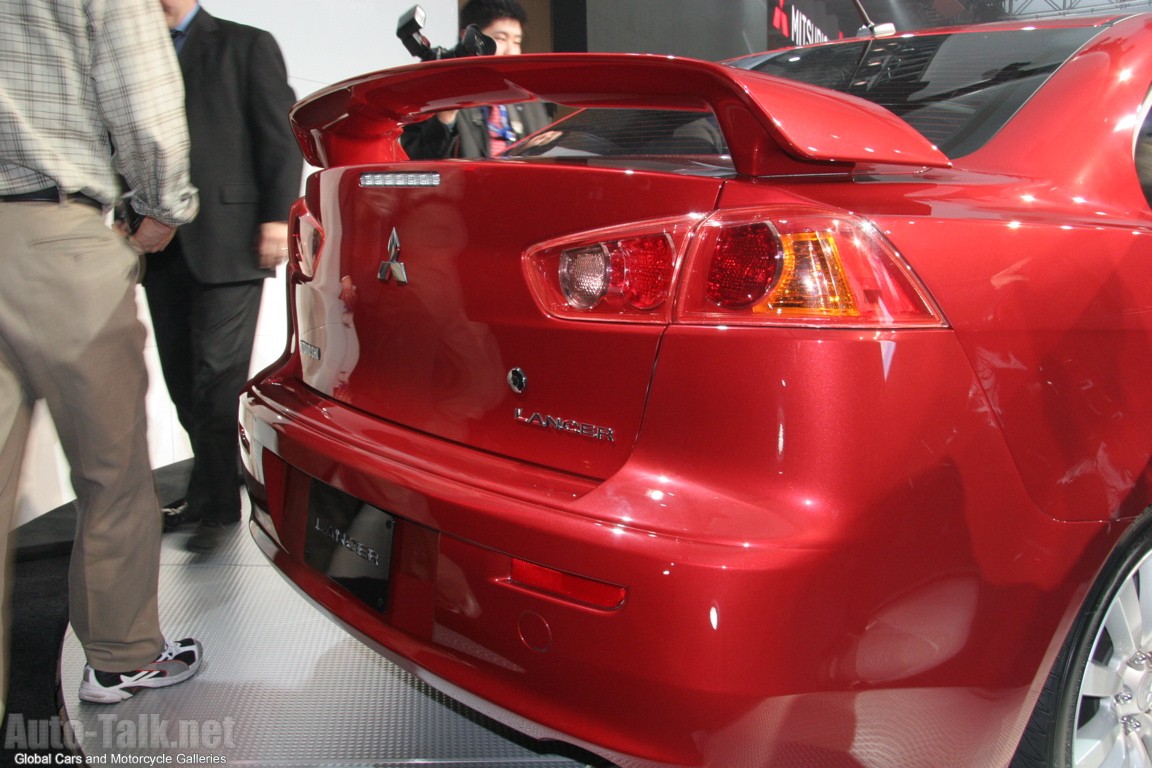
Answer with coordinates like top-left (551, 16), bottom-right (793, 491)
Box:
top-left (378, 228), bottom-right (408, 284)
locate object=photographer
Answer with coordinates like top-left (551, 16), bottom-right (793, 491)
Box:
top-left (401, 0), bottom-right (552, 159)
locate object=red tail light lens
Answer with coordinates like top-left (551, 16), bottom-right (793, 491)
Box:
top-left (680, 209), bottom-right (945, 328)
top-left (557, 236), bottom-right (673, 311)
top-left (525, 219), bottom-right (691, 323)
top-left (525, 208), bottom-right (944, 328)
top-left (618, 236), bottom-right (676, 310)
top-left (705, 222), bottom-right (782, 308)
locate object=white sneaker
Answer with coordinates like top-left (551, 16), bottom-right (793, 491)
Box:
top-left (78, 637), bottom-right (203, 704)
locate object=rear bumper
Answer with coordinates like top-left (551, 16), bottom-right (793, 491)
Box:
top-left (242, 379), bottom-right (811, 767)
top-left (239, 328), bottom-right (1112, 768)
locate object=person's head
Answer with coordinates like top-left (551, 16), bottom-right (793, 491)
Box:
top-left (159, 0), bottom-right (197, 29)
top-left (459, 0), bottom-right (527, 56)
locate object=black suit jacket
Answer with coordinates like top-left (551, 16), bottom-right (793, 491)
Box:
top-left (169, 9), bottom-right (302, 283)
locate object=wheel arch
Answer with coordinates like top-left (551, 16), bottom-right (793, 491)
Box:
top-left (1012, 504), bottom-right (1152, 767)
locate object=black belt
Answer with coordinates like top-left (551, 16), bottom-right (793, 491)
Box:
top-left (0, 187), bottom-right (104, 211)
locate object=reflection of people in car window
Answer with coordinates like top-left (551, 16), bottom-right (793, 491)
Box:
top-left (668, 116), bottom-right (725, 154)
top-left (506, 110), bottom-right (727, 159)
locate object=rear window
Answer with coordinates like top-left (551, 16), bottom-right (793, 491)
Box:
top-left (508, 109), bottom-right (727, 160)
top-left (508, 26), bottom-right (1099, 164)
top-left (736, 27), bottom-right (1098, 156)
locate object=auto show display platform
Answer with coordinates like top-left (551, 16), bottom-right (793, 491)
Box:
top-left (56, 506), bottom-right (601, 767)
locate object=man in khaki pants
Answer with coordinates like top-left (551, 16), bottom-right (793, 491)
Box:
top-left (0, 0), bottom-right (204, 707)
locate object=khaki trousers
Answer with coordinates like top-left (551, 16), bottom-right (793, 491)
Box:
top-left (0, 201), bottom-right (164, 693)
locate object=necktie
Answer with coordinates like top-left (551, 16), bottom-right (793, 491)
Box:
top-left (170, 28), bottom-right (186, 54)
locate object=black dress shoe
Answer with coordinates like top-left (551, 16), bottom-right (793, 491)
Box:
top-left (162, 500), bottom-right (201, 532)
top-left (186, 521), bottom-right (239, 553)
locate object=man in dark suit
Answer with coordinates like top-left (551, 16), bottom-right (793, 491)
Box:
top-left (149, 1), bottom-right (302, 552)
top-left (401, 0), bottom-right (552, 159)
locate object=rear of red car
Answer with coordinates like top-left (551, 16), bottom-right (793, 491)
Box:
top-left (241, 17), bottom-right (1152, 768)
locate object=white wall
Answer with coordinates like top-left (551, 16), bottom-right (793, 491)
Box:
top-left (14, 0), bottom-right (459, 525)
top-left (209, 0), bottom-right (460, 99)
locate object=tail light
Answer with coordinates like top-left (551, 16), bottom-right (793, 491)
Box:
top-left (525, 208), bottom-right (945, 328)
top-left (680, 208), bottom-right (944, 326)
top-left (524, 217), bottom-right (698, 323)
top-left (705, 222), bottom-right (783, 308)
top-left (282, 198), bottom-right (323, 373)
top-left (559, 236), bottom-right (673, 311)
top-left (289, 199), bottom-right (324, 281)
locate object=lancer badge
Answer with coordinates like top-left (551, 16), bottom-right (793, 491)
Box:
top-left (378, 228), bottom-right (408, 284)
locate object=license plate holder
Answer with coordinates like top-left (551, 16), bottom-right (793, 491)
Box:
top-left (304, 481), bottom-right (395, 614)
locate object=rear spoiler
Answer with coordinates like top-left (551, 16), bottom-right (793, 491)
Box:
top-left (290, 53), bottom-right (951, 177)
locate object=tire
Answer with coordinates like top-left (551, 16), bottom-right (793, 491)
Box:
top-left (1013, 515), bottom-right (1152, 768)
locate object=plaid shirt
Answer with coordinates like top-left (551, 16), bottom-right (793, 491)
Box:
top-left (0, 0), bottom-right (198, 226)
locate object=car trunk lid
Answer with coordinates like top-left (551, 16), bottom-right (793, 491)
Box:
top-left (296, 161), bottom-right (723, 479)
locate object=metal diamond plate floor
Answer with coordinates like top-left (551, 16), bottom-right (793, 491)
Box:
top-left (60, 509), bottom-right (597, 767)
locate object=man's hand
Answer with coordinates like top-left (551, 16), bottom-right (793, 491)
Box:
top-left (257, 221), bottom-right (290, 269)
top-left (119, 216), bottom-right (177, 254)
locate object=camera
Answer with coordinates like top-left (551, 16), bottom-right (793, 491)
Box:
top-left (397, 5), bottom-right (496, 61)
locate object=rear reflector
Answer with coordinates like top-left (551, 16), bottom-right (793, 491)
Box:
top-left (510, 558), bottom-right (627, 610)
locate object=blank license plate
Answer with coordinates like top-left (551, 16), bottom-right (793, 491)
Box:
top-left (304, 481), bottom-right (395, 614)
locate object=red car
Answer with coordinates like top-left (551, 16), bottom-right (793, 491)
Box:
top-left (241, 14), bottom-right (1152, 767)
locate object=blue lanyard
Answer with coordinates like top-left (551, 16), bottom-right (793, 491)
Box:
top-left (487, 106), bottom-right (518, 143)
